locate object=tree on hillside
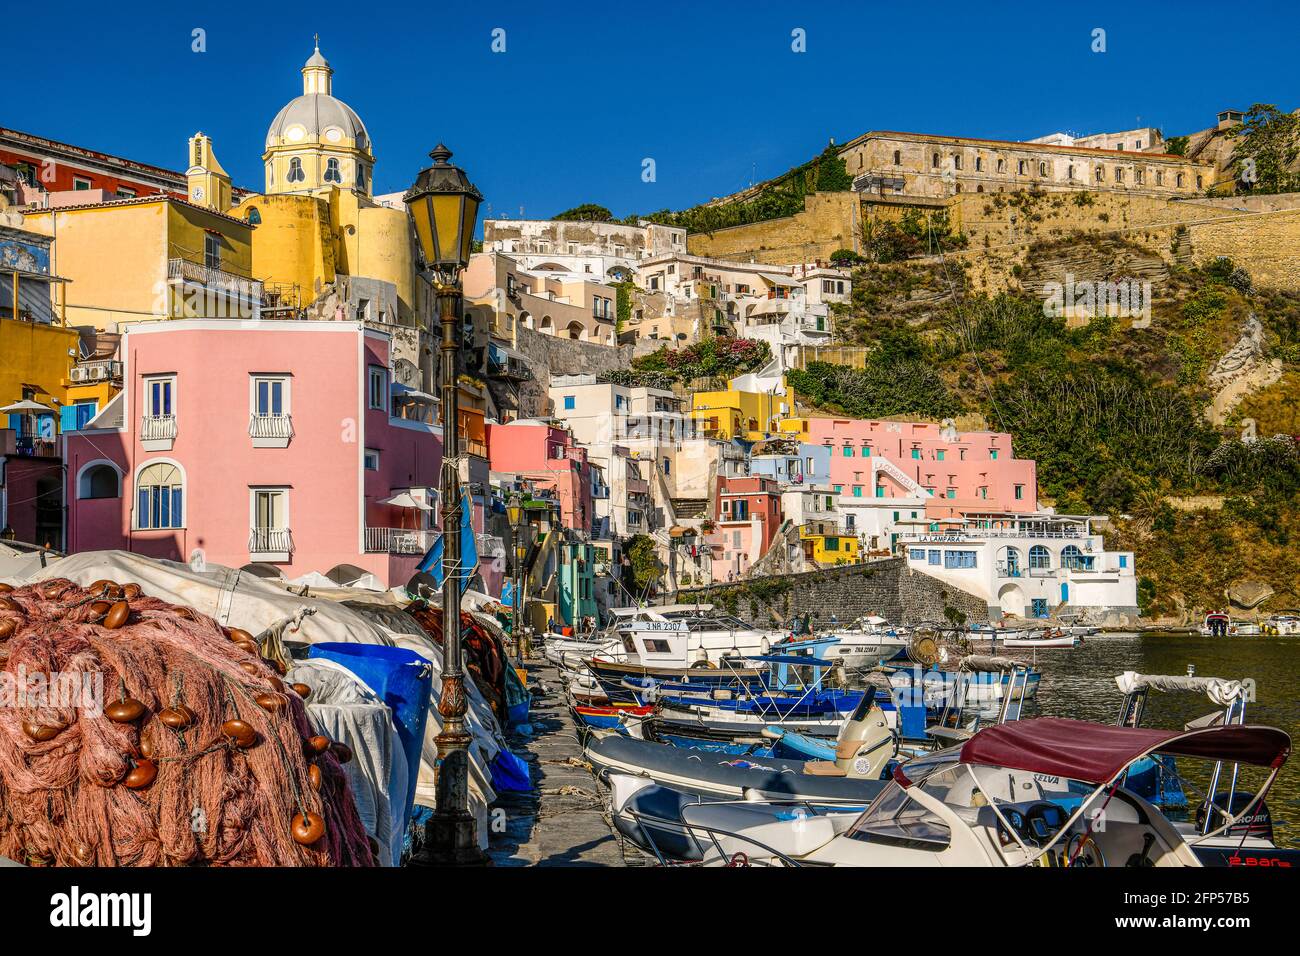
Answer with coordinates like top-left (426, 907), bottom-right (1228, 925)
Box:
top-left (554, 203), bottom-right (615, 222)
top-left (814, 144), bottom-right (853, 192)
top-left (1228, 104), bottom-right (1300, 195)
top-left (622, 535), bottom-right (663, 595)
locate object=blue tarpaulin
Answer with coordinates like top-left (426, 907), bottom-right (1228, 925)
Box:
top-left (416, 488), bottom-right (479, 588)
top-left (490, 748), bottom-right (533, 792)
top-left (307, 643), bottom-right (433, 842)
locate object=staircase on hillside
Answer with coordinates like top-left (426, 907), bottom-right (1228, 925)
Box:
top-left (1171, 226), bottom-right (1195, 267)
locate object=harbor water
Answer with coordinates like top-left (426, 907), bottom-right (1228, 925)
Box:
top-left (1004, 632), bottom-right (1300, 845)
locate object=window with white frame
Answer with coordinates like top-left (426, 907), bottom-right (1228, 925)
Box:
top-left (143, 375), bottom-right (175, 418)
top-left (368, 366), bottom-right (389, 411)
top-left (249, 487), bottom-right (291, 557)
top-left (252, 375), bottom-right (289, 417)
top-left (135, 462), bottom-right (184, 529)
top-left (364, 448), bottom-right (380, 471)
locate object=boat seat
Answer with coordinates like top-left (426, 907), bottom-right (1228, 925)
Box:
top-left (801, 760), bottom-right (848, 777)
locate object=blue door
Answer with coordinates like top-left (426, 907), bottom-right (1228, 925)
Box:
top-left (1031, 599), bottom-right (1048, 618)
top-left (1060, 583), bottom-right (1069, 605)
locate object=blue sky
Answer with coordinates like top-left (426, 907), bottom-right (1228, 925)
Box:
top-left (14, 1), bottom-right (1296, 222)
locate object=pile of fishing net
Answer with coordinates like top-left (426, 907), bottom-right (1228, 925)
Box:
top-left (406, 603), bottom-right (508, 722)
top-left (0, 578), bottom-right (376, 866)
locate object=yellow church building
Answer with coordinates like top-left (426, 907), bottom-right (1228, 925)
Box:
top-left (228, 42), bottom-right (431, 384)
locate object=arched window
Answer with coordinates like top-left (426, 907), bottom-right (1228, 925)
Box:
top-left (245, 206), bottom-right (262, 225)
top-left (539, 314), bottom-right (554, 333)
top-left (893, 149), bottom-right (901, 165)
top-left (78, 463), bottom-right (121, 499)
top-left (324, 158), bottom-right (342, 183)
top-left (1095, 166), bottom-right (1105, 182)
top-left (999, 545), bottom-right (1022, 576)
top-left (1038, 161), bottom-right (1047, 176)
top-left (931, 152), bottom-right (940, 168)
top-left (135, 461), bottom-right (184, 529)
top-left (287, 157), bottom-right (305, 183)
top-left (1029, 545), bottom-right (1050, 570)
top-left (1176, 173), bottom-right (1185, 188)
top-left (1062, 544), bottom-right (1085, 570)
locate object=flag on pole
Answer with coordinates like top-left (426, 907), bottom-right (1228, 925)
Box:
top-left (416, 488), bottom-right (479, 589)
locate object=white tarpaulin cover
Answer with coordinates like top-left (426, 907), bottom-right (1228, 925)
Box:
top-left (1115, 671), bottom-right (1248, 706)
top-left (289, 658), bottom-right (409, 866)
top-left (19, 550), bottom-right (504, 849)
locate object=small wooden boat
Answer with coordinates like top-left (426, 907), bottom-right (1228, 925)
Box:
top-left (572, 702), bottom-right (654, 731)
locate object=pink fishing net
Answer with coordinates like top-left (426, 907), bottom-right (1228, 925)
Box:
top-left (0, 579), bottom-right (375, 866)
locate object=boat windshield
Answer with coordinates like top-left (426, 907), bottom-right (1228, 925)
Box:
top-left (845, 752), bottom-right (961, 850)
top-left (684, 615), bottom-right (751, 632)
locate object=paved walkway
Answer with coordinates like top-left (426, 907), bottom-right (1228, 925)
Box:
top-left (487, 661), bottom-right (627, 866)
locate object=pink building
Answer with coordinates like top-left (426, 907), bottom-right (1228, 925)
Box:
top-left (486, 420), bottom-right (595, 534)
top-left (710, 475), bottom-right (783, 580)
top-left (808, 418), bottom-right (1037, 519)
top-left (64, 319), bottom-right (441, 588)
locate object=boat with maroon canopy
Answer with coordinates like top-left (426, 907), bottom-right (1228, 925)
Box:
top-left (666, 717), bottom-right (1293, 866)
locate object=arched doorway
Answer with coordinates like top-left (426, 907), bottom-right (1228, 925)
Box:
top-left (997, 582), bottom-right (1026, 616)
top-left (565, 321), bottom-right (586, 341)
top-left (539, 314), bottom-right (553, 334)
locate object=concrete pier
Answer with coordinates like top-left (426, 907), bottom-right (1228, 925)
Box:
top-left (487, 661), bottom-right (629, 866)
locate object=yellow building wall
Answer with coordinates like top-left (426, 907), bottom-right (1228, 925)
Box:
top-left (24, 203), bottom-right (168, 329)
top-left (23, 200), bottom-right (255, 329)
top-left (167, 203), bottom-right (254, 278)
top-left (690, 381), bottom-right (800, 440)
top-left (0, 316), bottom-right (79, 410)
top-left (800, 529), bottom-right (860, 565)
top-left (231, 193), bottom-right (335, 307)
top-left (355, 203), bottom-right (418, 325)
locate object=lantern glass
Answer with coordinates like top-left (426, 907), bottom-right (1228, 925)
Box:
top-left (403, 144), bottom-right (483, 274)
top-left (506, 496), bottom-right (523, 527)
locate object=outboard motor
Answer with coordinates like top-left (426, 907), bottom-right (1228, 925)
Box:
top-left (1196, 791), bottom-right (1274, 842)
top-left (832, 701), bottom-right (897, 778)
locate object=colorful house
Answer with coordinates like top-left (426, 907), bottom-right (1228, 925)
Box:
top-left (709, 475), bottom-right (784, 580)
top-left (23, 194), bottom-right (261, 330)
top-left (486, 420), bottom-right (597, 535)
top-left (62, 318), bottom-right (441, 587)
top-left (689, 379), bottom-right (799, 442)
top-left (557, 536), bottom-right (598, 629)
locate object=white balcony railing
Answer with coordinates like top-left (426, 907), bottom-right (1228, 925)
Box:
top-left (140, 414), bottom-right (177, 447)
top-left (249, 527), bottom-right (293, 558)
top-left (249, 413), bottom-right (293, 447)
top-left (167, 257), bottom-right (264, 304)
top-left (364, 527), bottom-right (435, 555)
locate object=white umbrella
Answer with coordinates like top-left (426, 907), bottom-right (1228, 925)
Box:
top-left (0, 400), bottom-right (53, 414)
top-left (381, 492), bottom-right (433, 511)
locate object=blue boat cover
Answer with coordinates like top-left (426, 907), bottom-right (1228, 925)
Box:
top-left (307, 642), bottom-right (433, 836)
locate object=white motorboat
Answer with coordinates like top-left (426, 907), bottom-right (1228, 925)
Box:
top-left (666, 718), bottom-right (1293, 867)
top-left (795, 615), bottom-right (909, 669)
top-left (615, 609), bottom-right (785, 665)
top-left (1262, 614), bottom-right (1300, 636)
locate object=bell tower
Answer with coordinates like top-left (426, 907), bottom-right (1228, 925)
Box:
top-left (186, 132), bottom-right (232, 213)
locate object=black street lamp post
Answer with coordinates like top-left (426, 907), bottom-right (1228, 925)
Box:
top-left (404, 144), bottom-right (485, 866)
top-left (507, 494), bottom-right (527, 665)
